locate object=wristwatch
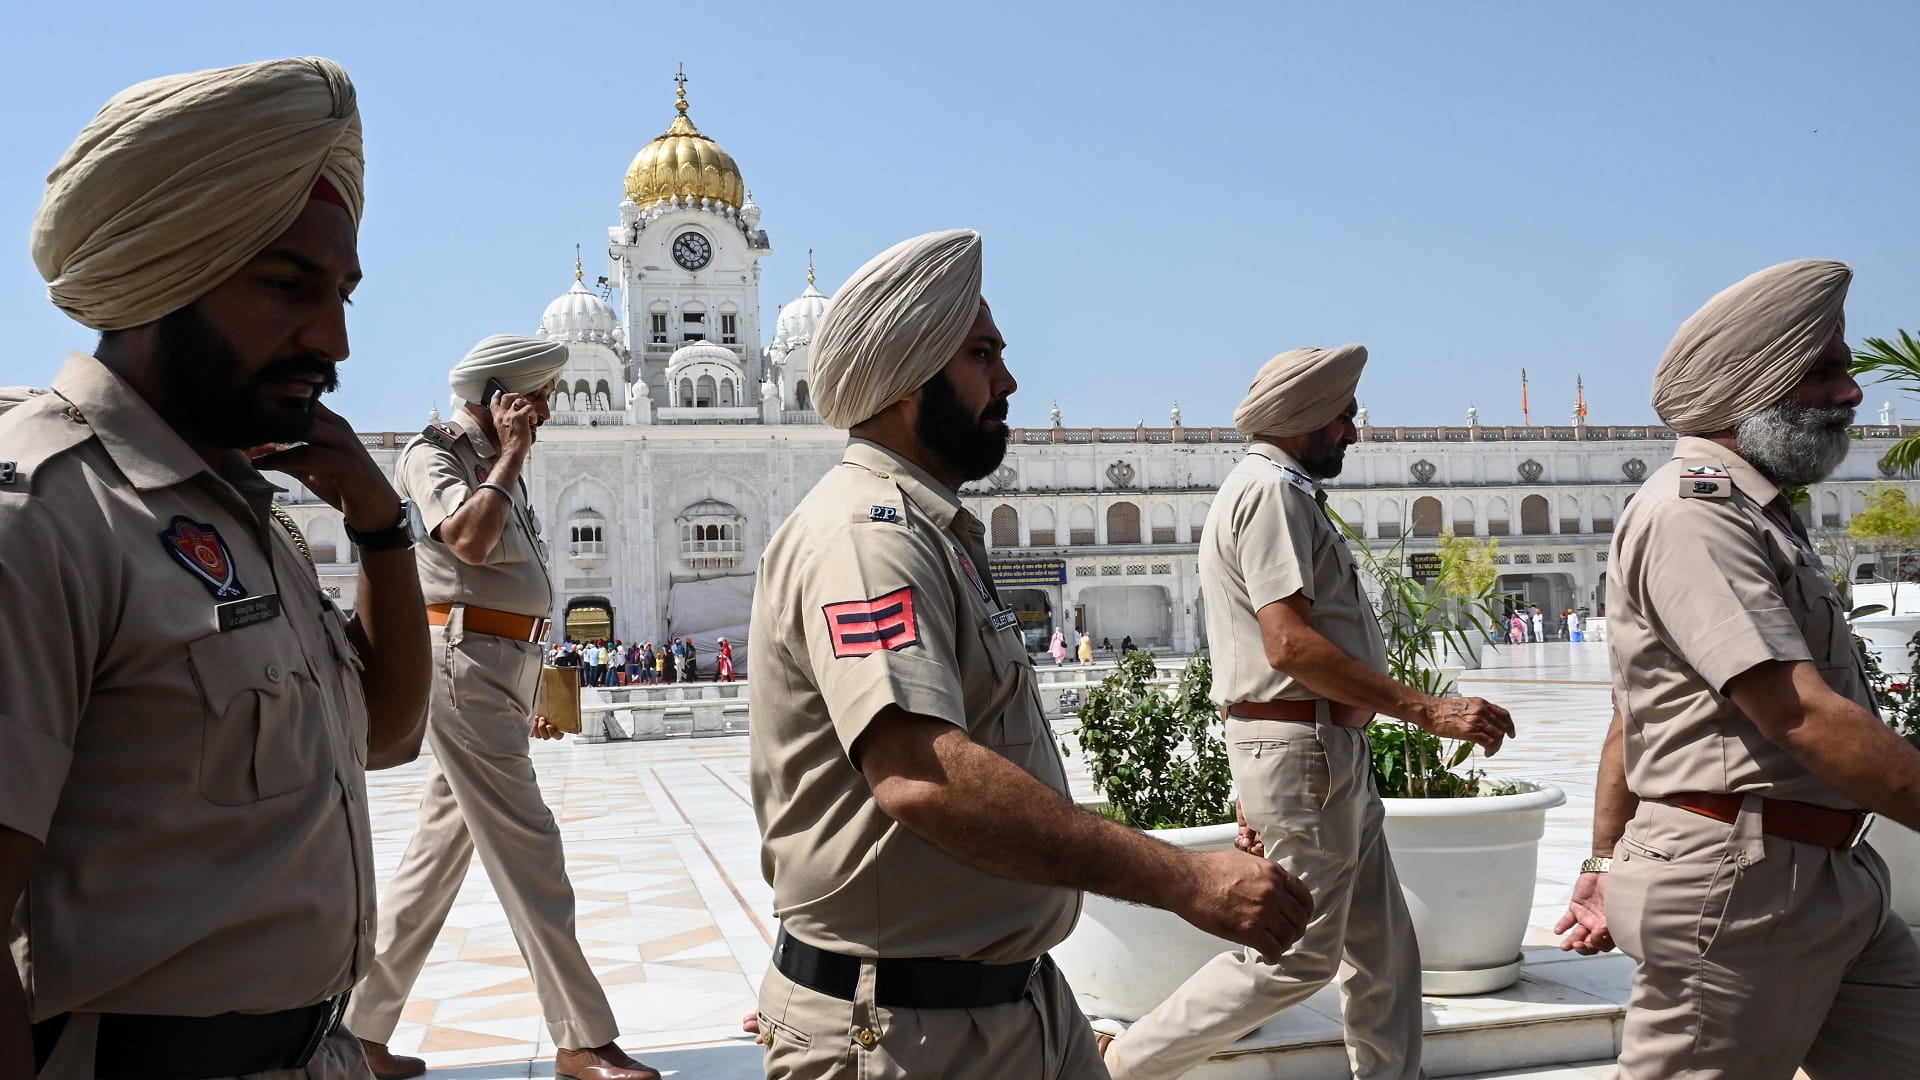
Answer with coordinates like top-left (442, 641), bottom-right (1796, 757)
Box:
top-left (346, 498), bottom-right (418, 551)
top-left (1580, 857), bottom-right (1612, 874)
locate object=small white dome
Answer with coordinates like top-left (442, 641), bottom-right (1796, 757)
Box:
top-left (666, 340), bottom-right (743, 373)
top-left (540, 279), bottom-right (622, 346)
top-left (776, 282), bottom-right (829, 344)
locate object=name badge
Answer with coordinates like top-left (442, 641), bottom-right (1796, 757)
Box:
top-left (217, 593), bottom-right (282, 632)
top-left (989, 607), bottom-right (1021, 633)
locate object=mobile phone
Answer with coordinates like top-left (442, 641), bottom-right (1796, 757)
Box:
top-left (482, 377), bottom-right (509, 409)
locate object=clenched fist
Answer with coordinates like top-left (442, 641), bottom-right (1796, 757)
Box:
top-left (1177, 850), bottom-right (1313, 963)
top-left (1419, 696), bottom-right (1515, 756)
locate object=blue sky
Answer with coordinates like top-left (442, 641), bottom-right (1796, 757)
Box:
top-left (2, 0), bottom-right (1914, 432)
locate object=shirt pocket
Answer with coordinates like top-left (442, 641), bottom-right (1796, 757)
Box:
top-left (318, 600), bottom-right (370, 767)
top-left (188, 624), bottom-right (329, 805)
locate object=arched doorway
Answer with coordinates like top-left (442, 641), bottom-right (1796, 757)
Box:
top-left (565, 597), bottom-right (613, 642)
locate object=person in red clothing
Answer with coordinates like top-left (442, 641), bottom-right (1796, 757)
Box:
top-left (716, 637), bottom-right (736, 682)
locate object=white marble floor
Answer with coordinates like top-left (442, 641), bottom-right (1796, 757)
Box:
top-left (364, 641), bottom-right (1625, 1077)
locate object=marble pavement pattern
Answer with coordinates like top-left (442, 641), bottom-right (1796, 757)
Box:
top-left (364, 642), bottom-right (1642, 1077)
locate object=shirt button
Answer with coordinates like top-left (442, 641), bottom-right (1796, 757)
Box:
top-left (1619, 849), bottom-right (1630, 862)
top-left (1735, 853), bottom-right (1752, 869)
top-left (265, 664), bottom-right (282, 682)
top-left (872, 471), bottom-right (890, 479)
top-left (855, 1029), bottom-right (878, 1049)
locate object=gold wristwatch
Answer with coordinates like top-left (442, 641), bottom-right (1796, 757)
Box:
top-left (1580, 857), bottom-right (1612, 874)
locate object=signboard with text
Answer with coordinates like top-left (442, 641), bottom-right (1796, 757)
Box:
top-left (1408, 553), bottom-right (1442, 581)
top-left (990, 558), bottom-right (1069, 587)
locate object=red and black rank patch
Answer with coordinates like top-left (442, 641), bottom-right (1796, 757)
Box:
top-left (822, 586), bottom-right (920, 659)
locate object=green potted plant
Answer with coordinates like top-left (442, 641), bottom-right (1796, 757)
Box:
top-left (1432, 530), bottom-right (1501, 670)
top-left (1050, 650), bottom-right (1242, 1020)
top-left (1855, 636), bottom-right (1920, 925)
top-left (1339, 518), bottom-right (1566, 994)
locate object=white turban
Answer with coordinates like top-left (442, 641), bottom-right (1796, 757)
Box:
top-left (450, 335), bottom-right (570, 401)
top-left (1652, 259), bottom-right (1852, 434)
top-left (32, 57), bottom-right (365, 332)
top-left (1233, 345), bottom-right (1369, 438)
top-left (811, 229), bottom-right (983, 429)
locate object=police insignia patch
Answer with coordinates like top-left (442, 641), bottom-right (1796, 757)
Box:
top-left (160, 516), bottom-right (247, 599)
top-left (0, 461), bottom-right (15, 485)
top-left (869, 505), bottom-right (899, 524)
top-left (822, 586), bottom-right (920, 658)
top-left (1679, 464), bottom-right (1731, 500)
top-left (420, 423), bottom-right (460, 451)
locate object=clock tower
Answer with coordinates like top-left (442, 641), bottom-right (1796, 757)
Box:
top-left (607, 68), bottom-right (772, 417)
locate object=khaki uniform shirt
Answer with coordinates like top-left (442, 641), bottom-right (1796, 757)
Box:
top-left (1202, 442), bottom-right (1387, 706)
top-left (0, 353), bottom-right (373, 1019)
top-left (396, 411), bottom-right (551, 616)
top-left (1608, 436), bottom-right (1868, 809)
top-left (749, 439), bottom-right (1079, 964)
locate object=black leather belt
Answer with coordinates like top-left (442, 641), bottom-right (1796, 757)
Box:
top-left (33, 991), bottom-right (350, 1079)
top-left (774, 927), bottom-right (1045, 1009)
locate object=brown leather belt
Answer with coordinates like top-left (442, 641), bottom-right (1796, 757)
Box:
top-left (1662, 792), bottom-right (1873, 849)
top-left (426, 602), bottom-right (552, 644)
top-left (1224, 698), bottom-right (1373, 728)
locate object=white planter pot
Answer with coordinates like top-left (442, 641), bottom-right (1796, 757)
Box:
top-left (1869, 819), bottom-right (1920, 925)
top-left (1432, 629), bottom-right (1487, 670)
top-left (1852, 613), bottom-right (1920, 677)
top-left (1054, 781), bottom-right (1564, 1018)
top-left (1051, 817), bottom-right (1239, 1022)
top-left (1382, 779), bottom-right (1565, 994)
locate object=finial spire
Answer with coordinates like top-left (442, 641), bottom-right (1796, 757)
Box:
top-left (574, 243), bottom-right (583, 282)
top-left (807, 248), bottom-right (816, 286)
top-left (674, 63), bottom-right (689, 114)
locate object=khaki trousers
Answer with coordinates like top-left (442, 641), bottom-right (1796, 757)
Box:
top-left (344, 619), bottom-right (618, 1050)
top-left (755, 957), bottom-right (1107, 1079)
top-left (1107, 721), bottom-right (1424, 1080)
top-left (1610, 798), bottom-right (1920, 1079)
top-left (37, 1021), bottom-right (371, 1080)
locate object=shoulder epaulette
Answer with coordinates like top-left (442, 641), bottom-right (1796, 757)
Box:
top-left (1679, 461), bottom-right (1732, 500)
top-left (420, 423), bottom-right (464, 452)
top-left (0, 390), bottom-right (97, 494)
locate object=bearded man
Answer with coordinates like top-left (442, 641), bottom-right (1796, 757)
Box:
top-left (0, 58), bottom-right (430, 1079)
top-left (746, 229), bottom-right (1313, 1079)
top-left (1097, 347), bottom-right (1514, 1080)
top-left (1566, 258), bottom-right (1920, 1078)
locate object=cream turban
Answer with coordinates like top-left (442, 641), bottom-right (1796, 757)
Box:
top-left (32, 57), bottom-right (365, 331)
top-left (1233, 345), bottom-right (1369, 438)
top-left (811, 229), bottom-right (983, 429)
top-left (1652, 259), bottom-right (1852, 434)
top-left (450, 335), bottom-right (570, 401)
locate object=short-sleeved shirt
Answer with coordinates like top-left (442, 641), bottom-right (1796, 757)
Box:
top-left (1202, 442), bottom-right (1387, 707)
top-left (395, 411), bottom-right (551, 616)
top-left (1608, 435), bottom-right (1870, 809)
top-left (749, 438), bottom-right (1079, 964)
top-left (0, 352), bottom-right (373, 1019)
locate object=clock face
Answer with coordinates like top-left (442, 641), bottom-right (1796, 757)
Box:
top-left (672, 232), bottom-right (713, 271)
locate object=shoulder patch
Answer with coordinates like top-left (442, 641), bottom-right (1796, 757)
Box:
top-left (868, 504), bottom-right (899, 524)
top-left (822, 586), bottom-right (920, 658)
top-left (1679, 463), bottom-right (1731, 500)
top-left (0, 462), bottom-right (15, 486)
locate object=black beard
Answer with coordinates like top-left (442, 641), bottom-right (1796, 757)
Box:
top-left (915, 370), bottom-right (1009, 482)
top-left (153, 305), bottom-right (338, 448)
top-left (1735, 401), bottom-right (1855, 487)
top-left (1296, 428), bottom-right (1348, 479)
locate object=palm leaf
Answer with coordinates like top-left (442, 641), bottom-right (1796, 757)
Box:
top-left (1853, 332), bottom-right (1920, 476)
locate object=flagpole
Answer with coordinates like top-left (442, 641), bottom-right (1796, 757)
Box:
top-left (1521, 368), bottom-right (1530, 427)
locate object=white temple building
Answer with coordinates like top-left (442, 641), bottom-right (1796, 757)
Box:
top-left (284, 74), bottom-right (1920, 672)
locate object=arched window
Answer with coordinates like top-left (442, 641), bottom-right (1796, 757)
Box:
top-left (1411, 496), bottom-right (1443, 537)
top-left (695, 375), bottom-right (717, 407)
top-left (1376, 498), bottom-right (1402, 540)
top-left (1560, 495), bottom-right (1582, 534)
top-left (1452, 497), bottom-right (1476, 537)
top-left (1485, 497), bottom-right (1511, 537)
top-left (1150, 503), bottom-right (1177, 544)
top-left (1821, 491), bottom-right (1842, 528)
top-left (1106, 502), bottom-right (1142, 544)
top-left (677, 378), bottom-right (694, 407)
top-left (594, 379), bottom-right (612, 411)
top-left (678, 498), bottom-right (747, 568)
top-left (795, 380), bottom-right (811, 410)
top-left (990, 504), bottom-right (1019, 548)
top-left (719, 378), bottom-right (736, 407)
top-left (1520, 494), bottom-right (1550, 535)
top-left (1591, 495), bottom-right (1615, 533)
top-left (1028, 505), bottom-right (1056, 547)
top-left (1069, 504), bottom-right (1096, 546)
top-left (567, 509), bottom-right (607, 562)
top-left (1190, 501), bottom-right (1211, 538)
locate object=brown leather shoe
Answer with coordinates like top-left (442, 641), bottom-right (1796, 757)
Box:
top-left (556, 1043), bottom-right (662, 1080)
top-left (358, 1039), bottom-right (427, 1080)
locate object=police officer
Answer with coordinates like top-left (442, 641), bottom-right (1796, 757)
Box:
top-left (1100, 347), bottom-right (1514, 1080)
top-left (749, 229), bottom-right (1314, 1079)
top-left (1560, 259), bottom-right (1920, 1077)
top-left (0, 58), bottom-right (431, 1079)
top-left (345, 336), bottom-right (657, 1080)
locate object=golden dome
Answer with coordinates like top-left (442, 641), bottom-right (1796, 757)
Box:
top-left (624, 73), bottom-right (745, 210)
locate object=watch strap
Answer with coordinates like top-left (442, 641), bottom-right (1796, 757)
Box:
top-left (1580, 856), bottom-right (1612, 874)
top-left (346, 500), bottom-right (415, 551)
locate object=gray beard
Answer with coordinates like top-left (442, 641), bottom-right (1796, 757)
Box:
top-left (1735, 401), bottom-right (1855, 487)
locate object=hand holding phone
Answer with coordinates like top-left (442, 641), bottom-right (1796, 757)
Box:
top-left (481, 377), bottom-right (510, 409)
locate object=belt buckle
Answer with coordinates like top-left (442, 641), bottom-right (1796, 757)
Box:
top-left (1851, 812), bottom-right (1877, 848)
top-left (529, 617), bottom-right (551, 644)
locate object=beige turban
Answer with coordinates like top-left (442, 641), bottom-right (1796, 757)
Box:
top-left (1233, 345), bottom-right (1369, 438)
top-left (32, 57), bottom-right (365, 331)
top-left (1651, 259), bottom-right (1852, 434)
top-left (811, 229), bottom-right (983, 429)
top-left (450, 335), bottom-right (570, 401)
